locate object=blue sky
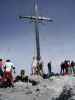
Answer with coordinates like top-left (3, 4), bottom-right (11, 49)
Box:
top-left (0, 0), bottom-right (75, 74)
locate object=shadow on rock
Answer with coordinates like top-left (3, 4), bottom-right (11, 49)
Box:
top-left (55, 87), bottom-right (72, 100)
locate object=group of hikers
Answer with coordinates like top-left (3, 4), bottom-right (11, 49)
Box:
top-left (0, 57), bottom-right (75, 87)
top-left (31, 57), bottom-right (52, 78)
top-left (31, 57), bottom-right (75, 77)
top-left (0, 59), bottom-right (15, 87)
top-left (60, 60), bottom-right (75, 75)
top-left (31, 57), bottom-right (43, 76)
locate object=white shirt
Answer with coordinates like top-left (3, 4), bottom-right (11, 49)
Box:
top-left (5, 62), bottom-right (14, 72)
top-left (32, 59), bottom-right (37, 68)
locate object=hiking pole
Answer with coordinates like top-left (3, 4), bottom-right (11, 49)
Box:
top-left (26, 76), bottom-right (29, 88)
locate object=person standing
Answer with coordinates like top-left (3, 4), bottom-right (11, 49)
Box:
top-left (0, 59), bottom-right (4, 77)
top-left (60, 62), bottom-right (65, 75)
top-left (3, 59), bottom-right (15, 86)
top-left (37, 60), bottom-right (43, 76)
top-left (47, 61), bottom-right (51, 76)
top-left (71, 61), bottom-right (75, 74)
top-left (31, 57), bottom-right (37, 75)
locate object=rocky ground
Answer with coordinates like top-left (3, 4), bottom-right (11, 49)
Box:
top-left (0, 75), bottom-right (75, 100)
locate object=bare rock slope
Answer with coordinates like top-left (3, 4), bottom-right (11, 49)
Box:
top-left (0, 75), bottom-right (75, 100)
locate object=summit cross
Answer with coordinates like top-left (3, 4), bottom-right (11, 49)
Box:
top-left (19, 0), bottom-right (53, 62)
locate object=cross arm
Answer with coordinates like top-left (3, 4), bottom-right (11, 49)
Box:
top-left (19, 16), bottom-right (36, 20)
top-left (38, 16), bottom-right (53, 22)
top-left (19, 16), bottom-right (53, 23)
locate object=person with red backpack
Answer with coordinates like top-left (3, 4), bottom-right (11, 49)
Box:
top-left (3, 59), bottom-right (15, 87)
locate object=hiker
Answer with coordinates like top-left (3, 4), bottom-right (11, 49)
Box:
top-left (60, 60), bottom-right (69, 75)
top-left (60, 62), bottom-right (65, 75)
top-left (48, 61), bottom-right (51, 76)
top-left (67, 60), bottom-right (72, 75)
top-left (20, 69), bottom-right (25, 79)
top-left (0, 59), bottom-right (4, 77)
top-left (64, 60), bottom-right (69, 74)
top-left (31, 56), bottom-right (37, 75)
top-left (39, 60), bottom-right (43, 76)
top-left (71, 61), bottom-right (75, 74)
top-left (3, 59), bottom-right (15, 86)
